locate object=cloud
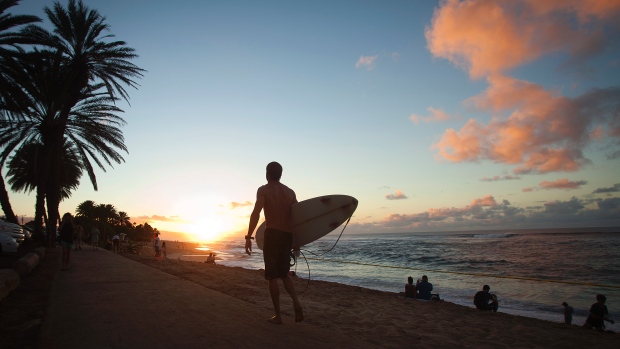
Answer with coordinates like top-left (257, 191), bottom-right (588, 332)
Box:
top-left (543, 197), bottom-right (584, 214)
top-left (349, 194), bottom-right (620, 234)
top-left (425, 0), bottom-right (620, 79)
top-left (522, 187), bottom-right (534, 192)
top-left (433, 76), bottom-right (620, 174)
top-left (480, 175), bottom-right (521, 182)
top-left (230, 201), bottom-right (253, 209)
top-left (539, 179), bottom-right (588, 190)
top-left (598, 197), bottom-right (620, 210)
top-left (355, 55), bottom-right (378, 70)
top-left (426, 1), bottom-right (620, 174)
top-left (133, 215), bottom-right (185, 224)
top-left (410, 107), bottom-right (452, 124)
top-left (385, 190), bottom-right (408, 200)
top-left (592, 183), bottom-right (620, 194)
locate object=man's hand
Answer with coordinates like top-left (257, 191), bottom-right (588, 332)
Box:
top-left (245, 237), bottom-right (252, 255)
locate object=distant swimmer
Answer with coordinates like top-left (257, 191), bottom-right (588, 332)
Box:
top-left (583, 294), bottom-right (615, 330)
top-left (562, 302), bottom-right (574, 325)
top-left (245, 162), bottom-right (303, 324)
top-left (474, 285), bottom-right (498, 312)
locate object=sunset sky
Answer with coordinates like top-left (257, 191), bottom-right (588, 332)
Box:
top-left (6, 0), bottom-right (620, 241)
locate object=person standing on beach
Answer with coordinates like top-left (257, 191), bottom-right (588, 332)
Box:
top-left (91, 226), bottom-right (100, 250)
top-left (245, 161), bottom-right (304, 324)
top-left (58, 213), bottom-right (75, 271)
top-left (583, 294), bottom-right (615, 330)
top-left (562, 302), bottom-right (574, 324)
top-left (154, 233), bottom-right (161, 257)
top-left (74, 224), bottom-right (84, 251)
top-left (112, 233), bottom-right (120, 253)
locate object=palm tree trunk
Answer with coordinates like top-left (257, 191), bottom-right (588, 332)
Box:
top-left (0, 173), bottom-right (18, 223)
top-left (33, 185), bottom-right (46, 243)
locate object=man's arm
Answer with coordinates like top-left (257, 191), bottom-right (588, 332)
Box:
top-left (245, 188), bottom-right (265, 255)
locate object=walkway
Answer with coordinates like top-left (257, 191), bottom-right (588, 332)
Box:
top-left (40, 247), bottom-right (376, 349)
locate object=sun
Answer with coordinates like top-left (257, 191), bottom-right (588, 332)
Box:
top-left (183, 217), bottom-right (226, 242)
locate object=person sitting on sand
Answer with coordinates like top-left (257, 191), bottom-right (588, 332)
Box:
top-left (245, 161), bottom-right (304, 324)
top-left (474, 285), bottom-right (498, 312)
top-left (405, 276), bottom-right (416, 299)
top-left (562, 302), bottom-right (574, 325)
top-left (416, 275), bottom-right (433, 300)
top-left (583, 294), bottom-right (615, 330)
top-left (206, 252), bottom-right (215, 264)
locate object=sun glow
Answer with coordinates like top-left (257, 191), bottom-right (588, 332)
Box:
top-left (183, 217), bottom-right (226, 242)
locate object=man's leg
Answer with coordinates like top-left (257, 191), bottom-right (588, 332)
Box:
top-left (268, 279), bottom-right (282, 324)
top-left (282, 275), bottom-right (304, 322)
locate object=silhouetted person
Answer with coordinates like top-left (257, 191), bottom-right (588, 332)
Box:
top-left (58, 213), bottom-right (75, 271)
top-left (206, 252), bottom-right (216, 264)
top-left (245, 162), bottom-right (303, 324)
top-left (405, 276), bottom-right (416, 299)
top-left (562, 302), bottom-right (574, 324)
top-left (474, 285), bottom-right (498, 312)
top-left (583, 294), bottom-right (615, 330)
top-left (416, 275), bottom-right (433, 300)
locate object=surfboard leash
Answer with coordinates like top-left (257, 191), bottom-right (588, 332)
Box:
top-left (294, 217), bottom-right (352, 295)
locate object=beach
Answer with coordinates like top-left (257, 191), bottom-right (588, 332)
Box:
top-left (122, 242), bottom-right (620, 348)
top-left (1, 241), bottom-right (619, 348)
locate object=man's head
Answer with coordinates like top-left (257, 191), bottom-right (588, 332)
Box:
top-left (483, 285), bottom-right (490, 291)
top-left (266, 161), bottom-right (283, 181)
top-left (422, 275), bottom-right (428, 282)
top-left (562, 302), bottom-right (568, 307)
top-left (596, 294), bottom-right (607, 303)
top-left (407, 276), bottom-right (413, 285)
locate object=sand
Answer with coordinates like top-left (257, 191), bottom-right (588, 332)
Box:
top-left (1, 241), bottom-right (619, 348)
top-left (125, 242), bottom-right (620, 348)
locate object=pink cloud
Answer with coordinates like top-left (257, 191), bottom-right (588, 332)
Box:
top-left (427, 1), bottom-right (620, 173)
top-left (425, 0), bottom-right (620, 79)
top-left (470, 195), bottom-right (497, 207)
top-left (230, 201), bottom-right (253, 209)
top-left (410, 107), bottom-right (451, 124)
top-left (539, 178), bottom-right (588, 190)
top-left (522, 187), bottom-right (534, 192)
top-left (385, 190), bottom-right (408, 200)
top-left (355, 55), bottom-right (378, 70)
top-left (434, 75), bottom-right (620, 174)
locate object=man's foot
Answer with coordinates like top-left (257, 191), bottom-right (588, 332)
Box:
top-left (267, 316), bottom-right (282, 324)
top-left (294, 306), bottom-right (304, 323)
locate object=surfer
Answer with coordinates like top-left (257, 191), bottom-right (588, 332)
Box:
top-left (245, 161), bottom-right (304, 324)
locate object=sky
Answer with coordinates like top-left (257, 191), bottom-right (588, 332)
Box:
top-left (5, 0), bottom-right (620, 242)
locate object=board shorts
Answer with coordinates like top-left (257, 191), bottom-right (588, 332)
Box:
top-left (263, 228), bottom-right (292, 280)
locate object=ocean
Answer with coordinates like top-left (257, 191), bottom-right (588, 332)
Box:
top-left (186, 227), bottom-right (620, 331)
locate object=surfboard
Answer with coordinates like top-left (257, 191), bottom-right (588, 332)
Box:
top-left (255, 194), bottom-right (358, 250)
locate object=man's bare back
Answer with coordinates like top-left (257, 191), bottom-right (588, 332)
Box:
top-left (260, 182), bottom-right (296, 232)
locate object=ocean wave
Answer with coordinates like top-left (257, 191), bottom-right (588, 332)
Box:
top-left (473, 233), bottom-right (515, 239)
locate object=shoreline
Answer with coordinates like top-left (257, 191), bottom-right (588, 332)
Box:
top-left (123, 246), bottom-right (620, 348)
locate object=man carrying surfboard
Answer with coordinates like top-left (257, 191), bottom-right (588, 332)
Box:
top-left (245, 162), bottom-right (304, 324)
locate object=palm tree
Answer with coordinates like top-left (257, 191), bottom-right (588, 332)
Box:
top-left (6, 0), bottom-right (143, 238)
top-left (0, 0), bottom-right (41, 223)
top-left (0, 47), bottom-right (130, 241)
top-left (76, 200), bottom-right (97, 219)
top-left (6, 139), bottom-right (82, 241)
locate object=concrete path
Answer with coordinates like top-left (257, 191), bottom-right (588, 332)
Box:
top-left (40, 247), bottom-right (377, 349)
